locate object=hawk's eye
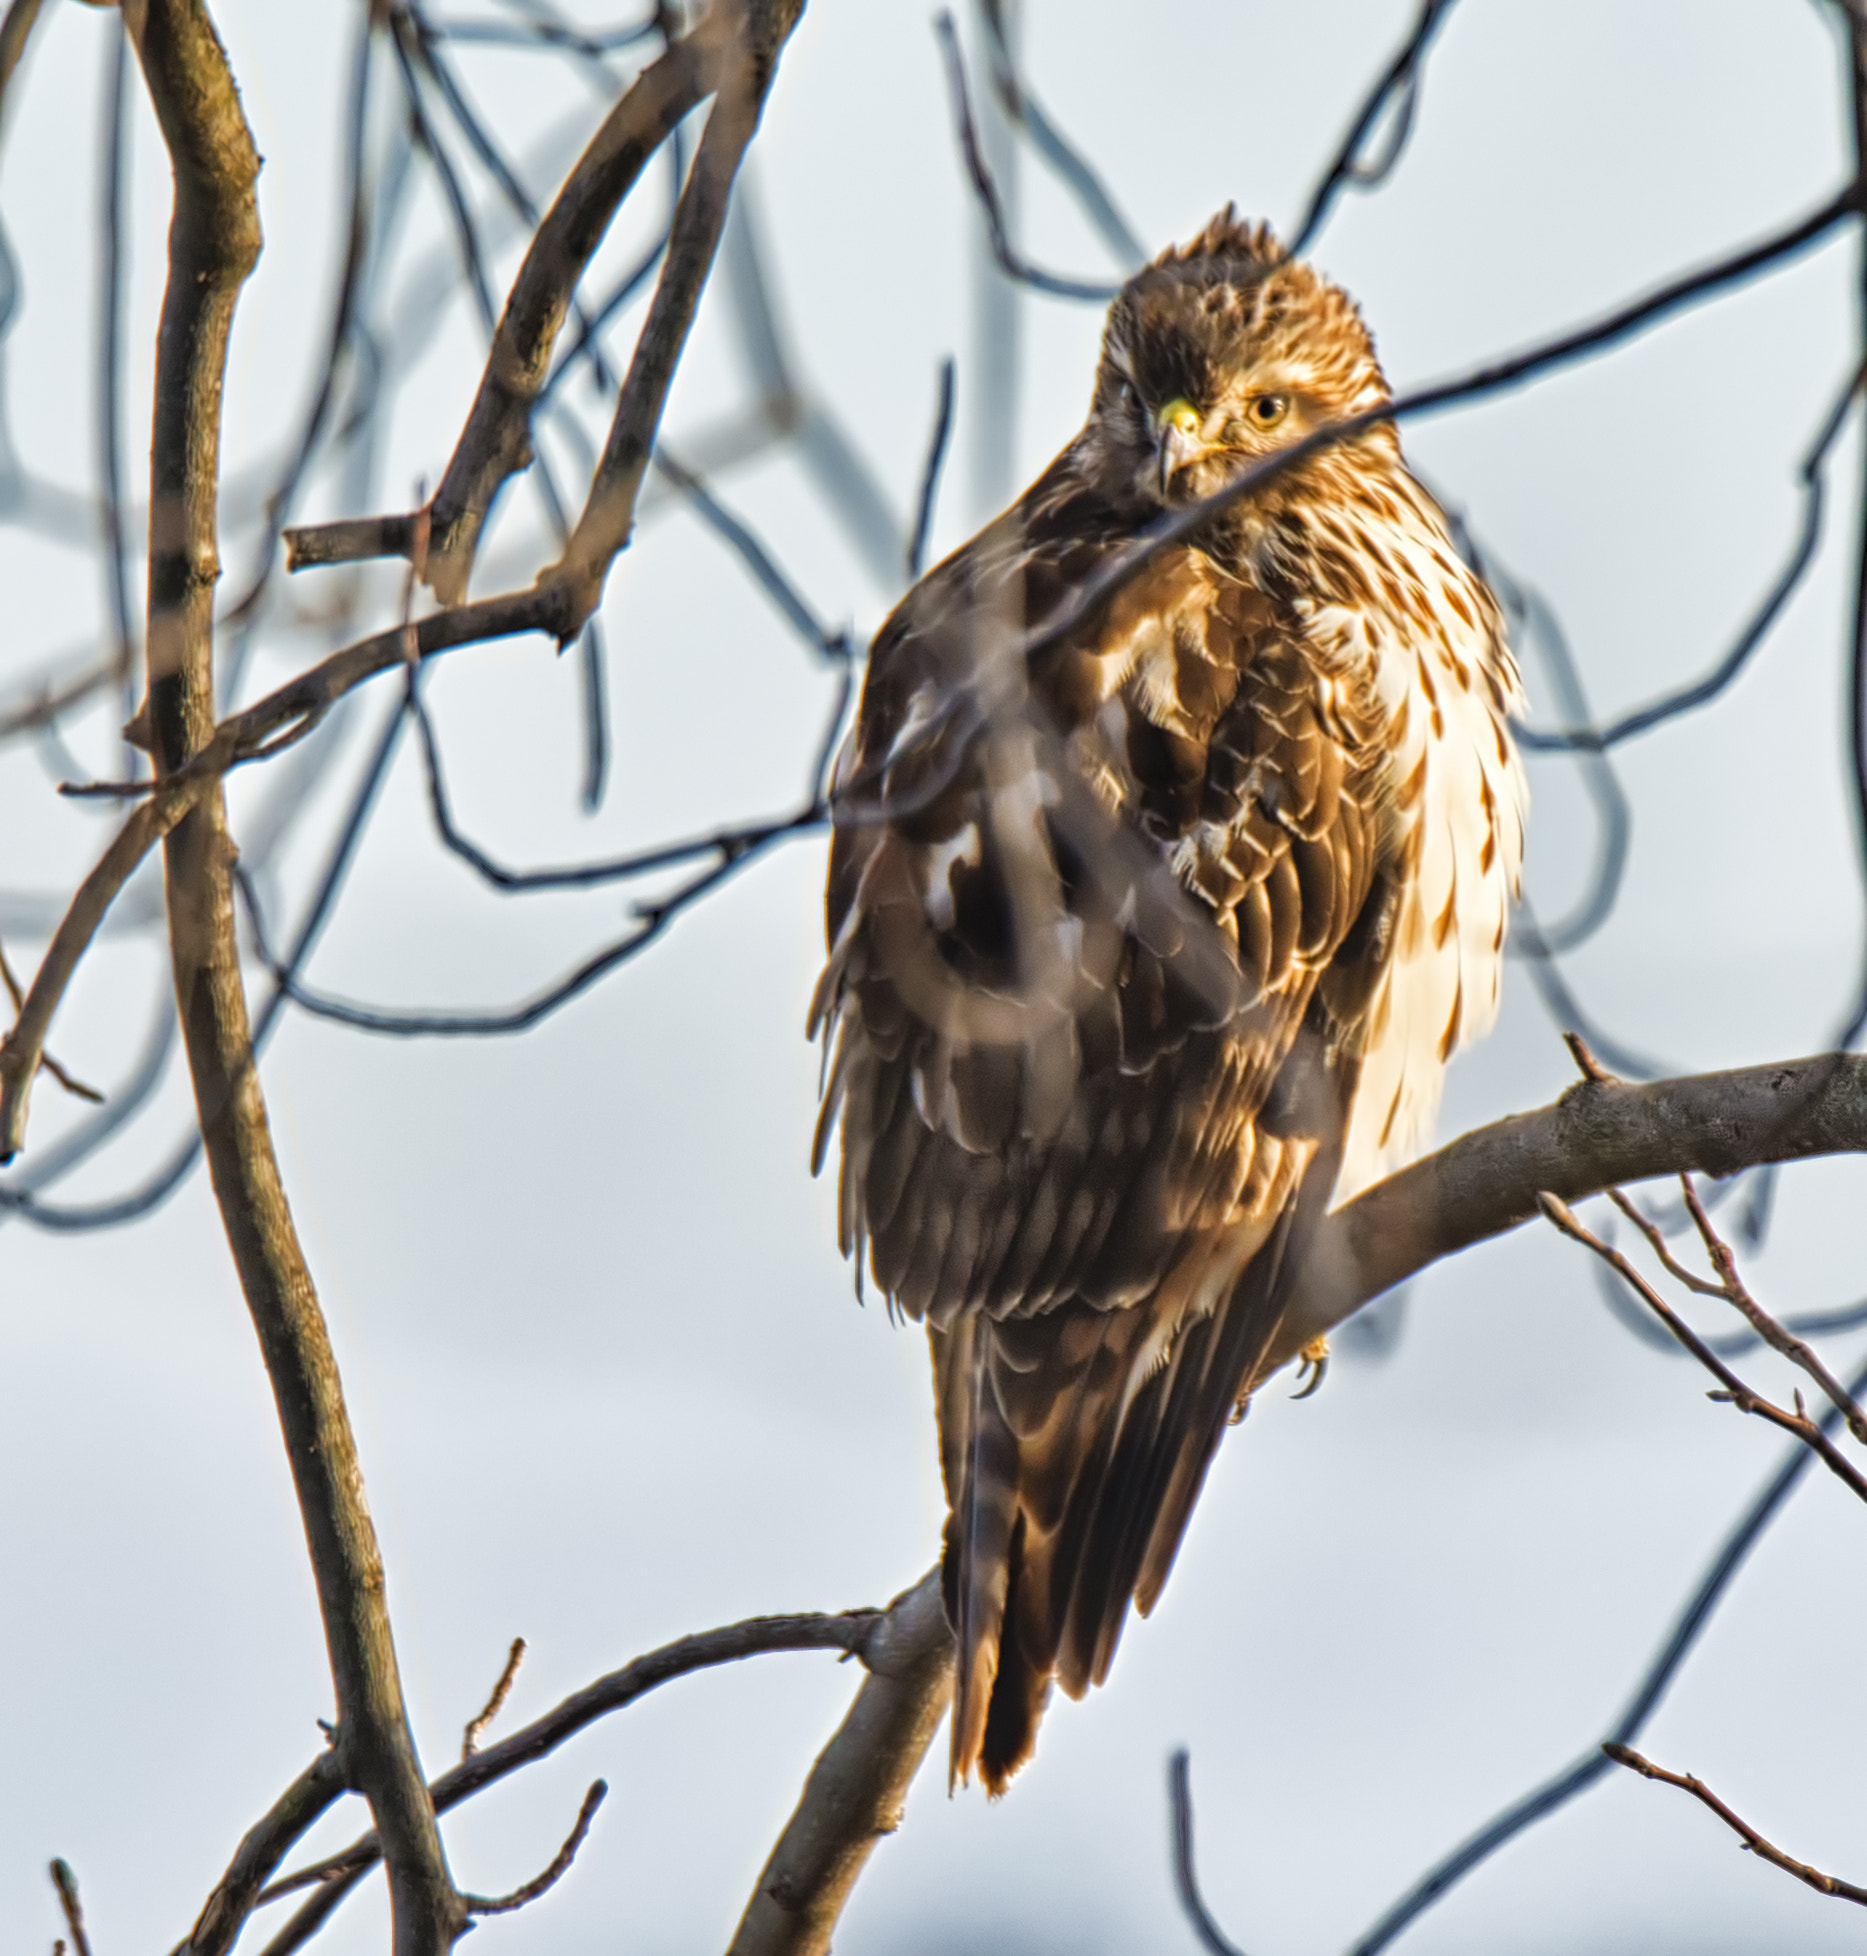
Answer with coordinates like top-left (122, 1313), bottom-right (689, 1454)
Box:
top-left (1249, 394), bottom-right (1290, 429)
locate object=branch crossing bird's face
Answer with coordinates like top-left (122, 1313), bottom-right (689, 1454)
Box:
top-left (1083, 208), bottom-right (1392, 511)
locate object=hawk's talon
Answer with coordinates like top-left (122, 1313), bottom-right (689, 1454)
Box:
top-left (1291, 1336), bottom-right (1330, 1400)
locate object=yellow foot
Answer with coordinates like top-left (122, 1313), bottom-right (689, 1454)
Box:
top-left (1291, 1335), bottom-right (1330, 1401)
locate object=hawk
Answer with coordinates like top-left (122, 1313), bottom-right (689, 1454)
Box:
top-left (809, 209), bottom-right (1525, 1793)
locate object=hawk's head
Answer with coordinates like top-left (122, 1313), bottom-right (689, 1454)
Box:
top-left (1083, 207), bottom-right (1393, 511)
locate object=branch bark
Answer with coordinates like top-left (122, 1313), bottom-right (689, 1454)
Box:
top-left (1276, 1052), bottom-right (1867, 1368)
top-left (128, 3), bottom-right (463, 1950)
top-left (725, 1567), bottom-right (954, 1956)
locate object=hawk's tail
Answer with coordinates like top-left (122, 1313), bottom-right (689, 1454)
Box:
top-left (934, 1204), bottom-right (1302, 1795)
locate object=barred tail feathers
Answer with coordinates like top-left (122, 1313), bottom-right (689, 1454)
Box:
top-left (934, 1226), bottom-right (1298, 1794)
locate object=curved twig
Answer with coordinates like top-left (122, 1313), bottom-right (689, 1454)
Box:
top-left (253, 1602), bottom-right (887, 1955)
top-left (932, 12), bottom-right (1119, 303)
top-left (1169, 1751), bottom-right (1251, 1956)
top-left (1602, 1744), bottom-right (1867, 1908)
top-left (460, 1780), bottom-right (606, 1915)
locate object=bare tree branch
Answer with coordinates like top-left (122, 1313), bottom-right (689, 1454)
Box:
top-left (906, 355), bottom-right (955, 581)
top-left (933, 12), bottom-right (1119, 303)
top-left (1537, 1193), bottom-right (1867, 1504)
top-left (1343, 1350), bottom-right (1867, 1956)
top-left (282, 16), bottom-right (713, 590)
top-left (725, 1567), bottom-right (953, 1956)
top-left (0, 934), bottom-right (101, 1110)
top-left (1287, 0), bottom-right (1459, 255)
top-left (0, 780), bottom-right (205, 1160)
top-left (1517, 354), bottom-right (1866, 755)
top-left (460, 1780), bottom-right (606, 1916)
top-left (127, 1), bottom-right (464, 1948)
top-left (49, 1860), bottom-right (92, 1956)
top-left (1168, 1751), bottom-right (1249, 1956)
top-left (552, 0), bottom-right (805, 633)
top-left (254, 1602), bottom-right (887, 1954)
top-left (1277, 1053), bottom-right (1867, 1367)
top-left (171, 1750), bottom-right (346, 1956)
top-left (461, 1637), bottom-right (527, 1761)
top-left (1603, 1743), bottom-right (1867, 1908)
top-left (1676, 1176), bottom-right (1867, 1443)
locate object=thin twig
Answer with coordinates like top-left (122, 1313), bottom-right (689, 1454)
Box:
top-left (462, 1637), bottom-right (526, 1760)
top-left (461, 1781), bottom-right (605, 1915)
top-left (50, 1861), bottom-right (92, 1956)
top-left (1561, 1030), bottom-right (1617, 1084)
top-left (1676, 1176), bottom-right (1867, 1443)
top-left (974, 0), bottom-right (1142, 268)
top-left (907, 356), bottom-right (955, 581)
top-left (1168, 1751), bottom-right (1250, 1956)
top-left (1603, 1743), bottom-right (1867, 1907)
top-left (1537, 1194), bottom-right (1867, 1504)
top-left (0, 935), bottom-right (103, 1109)
top-left (553, 0), bottom-right (806, 631)
top-left (1605, 1189), bottom-right (1728, 1297)
top-left (1287, 0), bottom-right (1458, 256)
top-left (1343, 1352), bottom-right (1867, 1954)
top-left (932, 12), bottom-right (1119, 302)
top-left (0, 783), bottom-right (205, 1161)
top-left (283, 10), bottom-right (723, 597)
top-left (653, 447), bottom-right (845, 656)
top-left (1518, 353), bottom-right (1867, 754)
top-left (253, 1603), bottom-right (885, 1953)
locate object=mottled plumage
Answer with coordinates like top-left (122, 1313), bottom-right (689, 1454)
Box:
top-left (810, 209), bottom-right (1525, 1792)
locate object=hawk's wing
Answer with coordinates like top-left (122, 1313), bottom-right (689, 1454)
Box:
top-left (811, 450), bottom-right (1396, 1789)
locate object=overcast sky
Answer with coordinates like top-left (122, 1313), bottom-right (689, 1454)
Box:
top-left (5, 2), bottom-right (1867, 1951)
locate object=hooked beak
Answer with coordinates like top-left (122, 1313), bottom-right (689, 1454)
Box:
top-left (1154, 396), bottom-right (1205, 496)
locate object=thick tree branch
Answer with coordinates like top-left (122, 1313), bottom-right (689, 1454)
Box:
top-left (1276, 1053), bottom-right (1867, 1368)
top-left (725, 1567), bottom-right (954, 1956)
top-left (128, 3), bottom-right (464, 1951)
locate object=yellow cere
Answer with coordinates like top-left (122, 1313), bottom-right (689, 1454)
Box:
top-left (1156, 397), bottom-right (1201, 437)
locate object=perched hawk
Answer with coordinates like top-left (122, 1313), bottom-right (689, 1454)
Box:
top-left (810, 210), bottom-right (1525, 1793)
